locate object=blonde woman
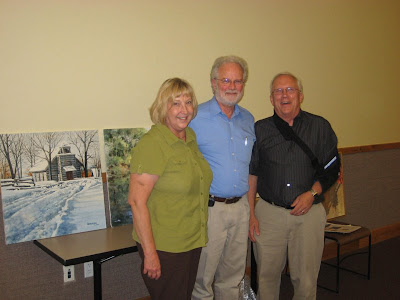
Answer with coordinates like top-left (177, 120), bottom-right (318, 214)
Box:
top-left (128, 78), bottom-right (212, 300)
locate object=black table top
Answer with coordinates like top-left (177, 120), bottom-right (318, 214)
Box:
top-left (34, 224), bottom-right (137, 265)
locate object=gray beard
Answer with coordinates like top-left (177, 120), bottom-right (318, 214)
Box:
top-left (215, 91), bottom-right (244, 107)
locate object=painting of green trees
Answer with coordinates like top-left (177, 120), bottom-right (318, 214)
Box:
top-left (104, 127), bottom-right (148, 226)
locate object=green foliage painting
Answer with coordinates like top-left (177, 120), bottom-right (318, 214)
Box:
top-left (104, 128), bottom-right (148, 226)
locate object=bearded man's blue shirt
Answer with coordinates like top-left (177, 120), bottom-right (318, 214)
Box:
top-left (189, 97), bottom-right (255, 198)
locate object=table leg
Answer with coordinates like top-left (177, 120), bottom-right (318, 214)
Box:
top-left (94, 259), bottom-right (102, 300)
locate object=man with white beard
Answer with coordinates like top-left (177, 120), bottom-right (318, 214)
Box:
top-left (190, 55), bottom-right (255, 300)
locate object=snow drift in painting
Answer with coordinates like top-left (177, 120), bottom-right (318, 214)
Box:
top-left (2, 177), bottom-right (106, 244)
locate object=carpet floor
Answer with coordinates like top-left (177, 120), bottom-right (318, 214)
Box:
top-left (279, 237), bottom-right (400, 300)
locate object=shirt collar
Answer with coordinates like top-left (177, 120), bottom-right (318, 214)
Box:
top-left (273, 109), bottom-right (304, 126)
top-left (292, 110), bottom-right (306, 127)
top-left (153, 124), bottom-right (195, 145)
top-left (210, 97), bottom-right (240, 119)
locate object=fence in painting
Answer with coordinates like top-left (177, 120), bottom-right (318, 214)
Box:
top-left (0, 177), bottom-right (35, 189)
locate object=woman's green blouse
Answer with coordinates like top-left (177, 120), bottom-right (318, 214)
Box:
top-left (130, 124), bottom-right (212, 253)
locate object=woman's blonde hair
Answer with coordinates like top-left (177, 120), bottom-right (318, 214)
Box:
top-left (150, 78), bottom-right (198, 124)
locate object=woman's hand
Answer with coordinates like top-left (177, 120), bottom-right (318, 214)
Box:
top-left (143, 251), bottom-right (161, 279)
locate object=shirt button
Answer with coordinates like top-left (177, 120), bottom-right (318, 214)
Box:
top-left (232, 153), bottom-right (235, 156)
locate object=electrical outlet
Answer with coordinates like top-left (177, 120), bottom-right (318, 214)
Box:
top-left (84, 261), bottom-right (94, 278)
top-left (63, 265), bottom-right (75, 282)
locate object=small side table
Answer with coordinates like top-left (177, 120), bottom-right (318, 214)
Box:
top-left (319, 221), bottom-right (371, 293)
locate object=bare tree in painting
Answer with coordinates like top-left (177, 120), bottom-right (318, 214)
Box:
top-left (23, 134), bottom-right (39, 168)
top-left (0, 155), bottom-right (10, 179)
top-left (10, 134), bottom-right (24, 178)
top-left (0, 134), bottom-right (15, 179)
top-left (67, 131), bottom-right (98, 177)
top-left (0, 134), bottom-right (25, 179)
top-left (92, 150), bottom-right (102, 177)
top-left (33, 132), bottom-right (63, 181)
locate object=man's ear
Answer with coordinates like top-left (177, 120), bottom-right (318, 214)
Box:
top-left (211, 79), bottom-right (217, 93)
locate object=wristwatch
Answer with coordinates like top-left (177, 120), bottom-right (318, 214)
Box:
top-left (310, 188), bottom-right (318, 198)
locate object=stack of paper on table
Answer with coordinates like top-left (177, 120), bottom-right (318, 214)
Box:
top-left (325, 222), bottom-right (361, 234)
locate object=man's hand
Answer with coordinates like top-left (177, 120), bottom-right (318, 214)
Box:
top-left (290, 191), bottom-right (314, 216)
top-left (143, 252), bottom-right (161, 280)
top-left (249, 215), bottom-right (260, 242)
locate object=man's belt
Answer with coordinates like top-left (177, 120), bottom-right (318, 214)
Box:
top-left (209, 195), bottom-right (241, 204)
top-left (263, 198), bottom-right (294, 210)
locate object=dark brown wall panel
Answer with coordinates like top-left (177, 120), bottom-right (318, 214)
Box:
top-left (1, 147), bottom-right (399, 299)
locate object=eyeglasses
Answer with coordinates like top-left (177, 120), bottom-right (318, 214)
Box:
top-left (214, 78), bottom-right (244, 86)
top-left (272, 87), bottom-right (300, 96)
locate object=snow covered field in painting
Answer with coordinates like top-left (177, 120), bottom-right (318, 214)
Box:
top-left (2, 177), bottom-right (106, 244)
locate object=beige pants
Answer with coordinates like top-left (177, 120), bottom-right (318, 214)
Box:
top-left (254, 200), bottom-right (326, 300)
top-left (192, 195), bottom-right (250, 300)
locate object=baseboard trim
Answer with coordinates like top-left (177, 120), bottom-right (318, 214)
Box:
top-left (321, 221), bottom-right (400, 260)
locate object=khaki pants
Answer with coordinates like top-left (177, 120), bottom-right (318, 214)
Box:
top-left (254, 200), bottom-right (326, 300)
top-left (192, 195), bottom-right (250, 300)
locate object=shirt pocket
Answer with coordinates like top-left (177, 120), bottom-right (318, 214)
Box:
top-left (171, 158), bottom-right (187, 165)
top-left (193, 149), bottom-right (207, 161)
top-left (236, 134), bottom-right (255, 163)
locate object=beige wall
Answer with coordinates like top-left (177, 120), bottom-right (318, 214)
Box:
top-left (1, 0), bottom-right (399, 148)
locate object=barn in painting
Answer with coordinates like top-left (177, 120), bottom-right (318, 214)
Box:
top-left (30, 146), bottom-right (83, 182)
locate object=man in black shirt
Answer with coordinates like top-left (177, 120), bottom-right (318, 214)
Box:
top-left (248, 72), bottom-right (340, 300)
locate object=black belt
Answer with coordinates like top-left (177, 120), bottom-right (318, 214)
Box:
top-left (263, 198), bottom-right (294, 210)
top-left (209, 194), bottom-right (241, 205)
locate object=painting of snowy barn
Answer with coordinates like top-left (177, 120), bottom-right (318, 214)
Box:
top-left (0, 130), bottom-right (106, 244)
top-left (30, 146), bottom-right (84, 182)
